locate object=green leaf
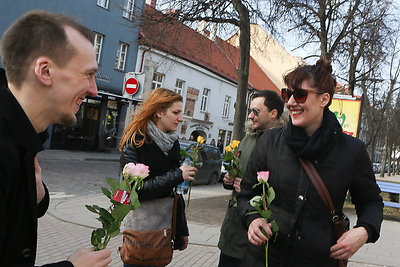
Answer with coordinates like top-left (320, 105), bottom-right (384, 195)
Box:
top-left (180, 149), bottom-right (191, 159)
top-left (99, 208), bottom-right (113, 222)
top-left (101, 187), bottom-right (112, 199)
top-left (97, 217), bottom-right (110, 228)
top-left (249, 195), bottom-right (263, 207)
top-left (130, 190), bottom-right (139, 205)
top-left (119, 180), bottom-right (130, 192)
top-left (108, 220), bottom-right (120, 234)
top-left (267, 187), bottom-right (276, 204)
top-left (113, 204), bottom-right (132, 221)
top-left (252, 182), bottom-right (262, 189)
top-left (85, 205), bottom-right (99, 214)
top-left (109, 230), bottom-right (120, 238)
top-left (91, 229), bottom-right (101, 246)
top-left (96, 228), bottom-right (106, 238)
top-left (260, 209), bottom-right (272, 219)
top-left (270, 219), bottom-right (279, 232)
top-left (106, 177), bottom-right (118, 194)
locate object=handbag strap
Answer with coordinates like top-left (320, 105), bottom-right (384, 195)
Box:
top-left (171, 193), bottom-right (179, 238)
top-left (298, 158), bottom-right (337, 219)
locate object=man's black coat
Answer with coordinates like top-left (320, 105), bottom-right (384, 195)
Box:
top-left (0, 87), bottom-right (72, 266)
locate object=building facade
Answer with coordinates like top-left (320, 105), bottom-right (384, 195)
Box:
top-left (0, 0), bottom-right (145, 150)
top-left (132, 4), bottom-right (279, 148)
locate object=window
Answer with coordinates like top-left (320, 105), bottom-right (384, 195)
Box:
top-left (222, 95), bottom-right (231, 118)
top-left (115, 42), bottom-right (128, 71)
top-left (123, 0), bottom-right (135, 20)
top-left (93, 33), bottom-right (104, 64)
top-left (152, 72), bottom-right (164, 89)
top-left (200, 88), bottom-right (210, 112)
top-left (175, 79), bottom-right (185, 95)
top-left (97, 0), bottom-right (109, 9)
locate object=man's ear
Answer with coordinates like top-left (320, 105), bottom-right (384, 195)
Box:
top-left (34, 57), bottom-right (52, 86)
top-left (270, 109), bottom-right (278, 120)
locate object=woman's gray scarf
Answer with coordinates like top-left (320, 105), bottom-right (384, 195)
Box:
top-left (147, 120), bottom-right (178, 155)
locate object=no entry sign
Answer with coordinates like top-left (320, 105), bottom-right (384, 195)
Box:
top-left (125, 78), bottom-right (139, 95)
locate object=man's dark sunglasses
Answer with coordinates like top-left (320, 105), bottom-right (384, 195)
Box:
top-left (281, 88), bottom-right (322, 104)
top-left (248, 108), bottom-right (259, 116)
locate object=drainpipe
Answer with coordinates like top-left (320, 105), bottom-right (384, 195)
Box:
top-left (140, 48), bottom-right (151, 72)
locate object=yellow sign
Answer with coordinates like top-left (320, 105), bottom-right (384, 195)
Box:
top-left (329, 95), bottom-right (362, 137)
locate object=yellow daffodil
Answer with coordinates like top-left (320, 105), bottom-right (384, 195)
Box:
top-left (197, 136), bottom-right (205, 144)
top-left (225, 145), bottom-right (232, 153)
top-left (230, 140), bottom-right (240, 149)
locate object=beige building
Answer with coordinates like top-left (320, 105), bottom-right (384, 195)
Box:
top-left (227, 24), bottom-right (302, 89)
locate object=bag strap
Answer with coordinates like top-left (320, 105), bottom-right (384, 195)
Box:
top-left (171, 193), bottom-right (179, 238)
top-left (298, 158), bottom-right (337, 219)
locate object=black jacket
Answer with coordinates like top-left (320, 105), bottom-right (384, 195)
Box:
top-left (120, 137), bottom-right (189, 249)
top-left (238, 125), bottom-right (383, 267)
top-left (0, 87), bottom-right (72, 266)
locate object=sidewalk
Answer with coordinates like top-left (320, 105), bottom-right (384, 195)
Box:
top-left (39, 149), bottom-right (399, 266)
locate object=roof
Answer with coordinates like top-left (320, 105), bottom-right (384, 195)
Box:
top-left (139, 5), bottom-right (280, 93)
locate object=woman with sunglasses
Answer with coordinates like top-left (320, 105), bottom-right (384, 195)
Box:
top-left (238, 59), bottom-right (383, 267)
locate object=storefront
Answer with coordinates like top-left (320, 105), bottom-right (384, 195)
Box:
top-left (180, 117), bottom-right (213, 143)
top-left (49, 91), bottom-right (130, 151)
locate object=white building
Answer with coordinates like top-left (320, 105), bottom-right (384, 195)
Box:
top-left (131, 5), bottom-right (279, 147)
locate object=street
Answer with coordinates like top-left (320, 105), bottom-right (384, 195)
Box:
top-left (35, 150), bottom-right (400, 267)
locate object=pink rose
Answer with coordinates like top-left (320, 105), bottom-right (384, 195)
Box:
top-left (123, 163), bottom-right (150, 179)
top-left (257, 171), bottom-right (269, 183)
top-left (134, 163), bottom-right (150, 179)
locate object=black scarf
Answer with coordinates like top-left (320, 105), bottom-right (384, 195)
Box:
top-left (284, 109), bottom-right (342, 160)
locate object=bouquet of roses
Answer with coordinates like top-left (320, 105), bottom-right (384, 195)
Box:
top-left (222, 140), bottom-right (242, 179)
top-left (85, 163), bottom-right (149, 250)
top-left (179, 136), bottom-right (204, 205)
top-left (248, 171), bottom-right (279, 267)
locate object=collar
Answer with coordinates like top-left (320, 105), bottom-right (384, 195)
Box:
top-left (0, 86), bottom-right (43, 155)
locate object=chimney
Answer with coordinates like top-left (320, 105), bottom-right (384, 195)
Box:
top-left (146, 0), bottom-right (156, 8)
top-left (197, 20), bottom-right (207, 35)
top-left (210, 22), bottom-right (217, 41)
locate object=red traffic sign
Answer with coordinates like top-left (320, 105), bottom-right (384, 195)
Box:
top-left (125, 78), bottom-right (139, 95)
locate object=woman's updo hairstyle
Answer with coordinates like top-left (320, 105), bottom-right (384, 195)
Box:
top-left (284, 58), bottom-right (336, 107)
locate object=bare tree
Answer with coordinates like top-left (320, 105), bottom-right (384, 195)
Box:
top-left (140, 0), bottom-right (274, 140)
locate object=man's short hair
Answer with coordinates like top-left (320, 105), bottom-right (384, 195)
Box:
top-left (251, 89), bottom-right (284, 119)
top-left (0, 10), bottom-right (94, 87)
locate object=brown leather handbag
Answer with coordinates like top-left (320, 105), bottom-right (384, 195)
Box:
top-left (119, 194), bottom-right (178, 266)
top-left (299, 158), bottom-right (349, 267)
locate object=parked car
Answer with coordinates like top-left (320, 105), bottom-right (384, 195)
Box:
top-left (372, 163), bottom-right (381, 174)
top-left (179, 140), bottom-right (222, 184)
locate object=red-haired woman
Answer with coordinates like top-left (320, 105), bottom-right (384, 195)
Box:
top-left (119, 88), bottom-right (197, 267)
top-left (238, 59), bottom-right (383, 267)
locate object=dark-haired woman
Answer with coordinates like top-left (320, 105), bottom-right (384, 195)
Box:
top-left (119, 88), bottom-right (197, 267)
top-left (238, 59), bottom-right (383, 267)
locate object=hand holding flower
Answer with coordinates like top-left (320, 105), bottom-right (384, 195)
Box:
top-left (85, 163), bottom-right (149, 250)
top-left (222, 140), bottom-right (242, 179)
top-left (248, 171), bottom-right (279, 267)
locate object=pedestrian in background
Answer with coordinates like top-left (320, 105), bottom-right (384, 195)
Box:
top-left (210, 138), bottom-right (216, 146)
top-left (238, 59), bottom-right (383, 267)
top-left (0, 10), bottom-right (111, 266)
top-left (119, 88), bottom-right (197, 267)
top-left (217, 140), bottom-right (224, 154)
top-left (218, 90), bottom-right (284, 267)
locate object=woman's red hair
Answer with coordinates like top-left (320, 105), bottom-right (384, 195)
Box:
top-left (119, 88), bottom-right (183, 150)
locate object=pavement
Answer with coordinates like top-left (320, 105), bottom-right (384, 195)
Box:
top-left (36, 149), bottom-right (400, 267)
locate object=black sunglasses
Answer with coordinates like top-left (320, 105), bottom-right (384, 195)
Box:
top-left (248, 108), bottom-right (259, 116)
top-left (281, 88), bottom-right (322, 104)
